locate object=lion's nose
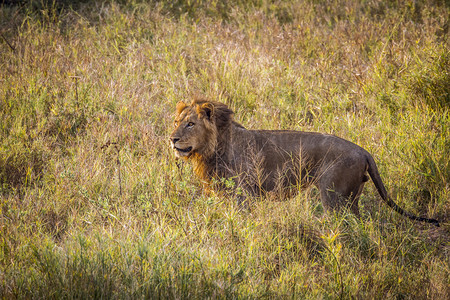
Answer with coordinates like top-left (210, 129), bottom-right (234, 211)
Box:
top-left (171, 137), bottom-right (180, 144)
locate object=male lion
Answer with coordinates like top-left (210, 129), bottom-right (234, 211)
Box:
top-left (170, 98), bottom-right (439, 226)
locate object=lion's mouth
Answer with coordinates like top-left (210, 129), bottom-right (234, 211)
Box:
top-left (175, 146), bottom-right (193, 154)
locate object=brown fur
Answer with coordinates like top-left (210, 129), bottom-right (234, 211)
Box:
top-left (170, 99), bottom-right (439, 226)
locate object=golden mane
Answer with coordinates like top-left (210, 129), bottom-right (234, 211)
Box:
top-left (183, 98), bottom-right (235, 182)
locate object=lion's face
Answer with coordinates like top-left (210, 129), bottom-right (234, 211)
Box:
top-left (169, 101), bottom-right (216, 158)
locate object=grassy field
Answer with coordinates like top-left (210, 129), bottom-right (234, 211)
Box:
top-left (1, 0), bottom-right (449, 298)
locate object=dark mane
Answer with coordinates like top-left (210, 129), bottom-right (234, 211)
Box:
top-left (190, 97), bottom-right (236, 130)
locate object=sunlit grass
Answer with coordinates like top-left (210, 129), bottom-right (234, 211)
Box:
top-left (1, 0), bottom-right (448, 298)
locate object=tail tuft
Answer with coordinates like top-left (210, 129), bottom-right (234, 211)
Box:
top-left (428, 218), bottom-right (440, 227)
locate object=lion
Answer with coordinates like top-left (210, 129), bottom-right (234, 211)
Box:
top-left (170, 98), bottom-right (439, 227)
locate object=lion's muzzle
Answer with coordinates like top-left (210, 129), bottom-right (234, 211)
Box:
top-left (170, 137), bottom-right (193, 157)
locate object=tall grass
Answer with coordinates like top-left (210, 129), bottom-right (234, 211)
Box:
top-left (1, 0), bottom-right (449, 298)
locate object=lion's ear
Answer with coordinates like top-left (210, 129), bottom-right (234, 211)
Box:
top-left (176, 101), bottom-right (187, 115)
top-left (198, 102), bottom-right (214, 120)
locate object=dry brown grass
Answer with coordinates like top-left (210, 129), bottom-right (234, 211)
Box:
top-left (0, 0), bottom-right (448, 298)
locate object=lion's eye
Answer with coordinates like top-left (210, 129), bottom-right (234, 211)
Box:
top-left (186, 122), bottom-right (195, 128)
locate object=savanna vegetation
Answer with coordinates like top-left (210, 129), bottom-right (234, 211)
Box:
top-left (0, 0), bottom-right (449, 298)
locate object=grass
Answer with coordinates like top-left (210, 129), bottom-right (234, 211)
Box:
top-left (1, 0), bottom-right (449, 298)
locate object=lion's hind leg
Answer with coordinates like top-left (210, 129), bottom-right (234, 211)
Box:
top-left (317, 172), bottom-right (366, 218)
top-left (348, 182), bottom-right (365, 217)
top-left (317, 183), bottom-right (347, 215)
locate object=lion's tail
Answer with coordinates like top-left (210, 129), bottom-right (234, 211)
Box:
top-left (366, 155), bottom-right (440, 227)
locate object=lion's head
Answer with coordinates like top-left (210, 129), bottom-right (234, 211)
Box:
top-left (169, 99), bottom-right (234, 159)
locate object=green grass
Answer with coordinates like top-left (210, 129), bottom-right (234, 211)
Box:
top-left (1, 0), bottom-right (449, 298)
